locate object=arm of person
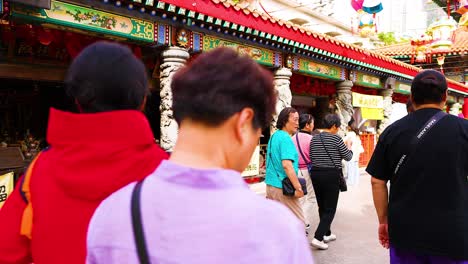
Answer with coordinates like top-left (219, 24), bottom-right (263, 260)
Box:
top-left (371, 176), bottom-right (389, 249)
top-left (0, 175), bottom-right (33, 264)
top-left (366, 131), bottom-right (391, 250)
top-left (282, 160), bottom-right (304, 198)
top-left (337, 137), bottom-right (353, 161)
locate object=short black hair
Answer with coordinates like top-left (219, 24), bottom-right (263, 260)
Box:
top-left (171, 47), bottom-right (276, 129)
top-left (299, 114), bottom-right (314, 130)
top-left (323, 114), bottom-right (341, 129)
top-left (276, 107), bottom-right (298, 129)
top-left (411, 70), bottom-right (447, 105)
top-left (65, 41), bottom-right (149, 113)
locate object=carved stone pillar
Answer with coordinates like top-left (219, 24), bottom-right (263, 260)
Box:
top-left (378, 88), bottom-right (394, 134)
top-left (449, 102), bottom-right (461, 116)
top-left (271, 67), bottom-right (292, 135)
top-left (335, 80), bottom-right (354, 136)
top-left (159, 46), bottom-right (189, 152)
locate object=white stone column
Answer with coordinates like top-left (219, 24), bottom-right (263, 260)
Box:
top-left (335, 80), bottom-right (354, 136)
top-left (271, 67), bottom-right (293, 135)
top-left (160, 46), bottom-right (189, 152)
top-left (449, 102), bottom-right (461, 116)
top-left (378, 88), bottom-right (394, 134)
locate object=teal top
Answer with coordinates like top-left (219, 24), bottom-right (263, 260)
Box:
top-left (265, 130), bottom-right (299, 189)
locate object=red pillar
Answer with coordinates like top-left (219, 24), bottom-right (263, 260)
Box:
top-left (463, 98), bottom-right (468, 119)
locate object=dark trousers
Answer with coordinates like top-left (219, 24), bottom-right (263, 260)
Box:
top-left (310, 167), bottom-right (340, 241)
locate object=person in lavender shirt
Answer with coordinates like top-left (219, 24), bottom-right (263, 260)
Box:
top-left (86, 47), bottom-right (314, 264)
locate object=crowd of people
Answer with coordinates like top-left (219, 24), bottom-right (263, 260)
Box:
top-left (265, 109), bottom-right (357, 250)
top-left (0, 42), bottom-right (466, 264)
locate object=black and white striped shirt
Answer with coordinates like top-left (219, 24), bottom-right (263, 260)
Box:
top-left (309, 132), bottom-right (353, 169)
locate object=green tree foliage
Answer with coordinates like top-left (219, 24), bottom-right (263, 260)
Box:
top-left (377, 32), bottom-right (410, 46)
top-left (378, 32), bottom-right (397, 46)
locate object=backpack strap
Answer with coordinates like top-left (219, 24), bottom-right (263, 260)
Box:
top-left (392, 111), bottom-right (447, 182)
top-left (20, 152), bottom-right (42, 239)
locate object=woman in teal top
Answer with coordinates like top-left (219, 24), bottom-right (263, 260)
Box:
top-left (265, 107), bottom-right (305, 224)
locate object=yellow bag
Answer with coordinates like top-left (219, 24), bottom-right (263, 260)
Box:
top-left (0, 172), bottom-right (14, 209)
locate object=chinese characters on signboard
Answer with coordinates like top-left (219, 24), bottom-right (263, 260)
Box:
top-left (352, 92), bottom-right (384, 120)
top-left (241, 145), bottom-right (260, 177)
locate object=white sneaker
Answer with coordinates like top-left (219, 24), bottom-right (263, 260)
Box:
top-left (311, 238), bottom-right (329, 250)
top-left (324, 234), bottom-right (337, 243)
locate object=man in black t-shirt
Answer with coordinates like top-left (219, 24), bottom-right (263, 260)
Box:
top-left (367, 70), bottom-right (468, 263)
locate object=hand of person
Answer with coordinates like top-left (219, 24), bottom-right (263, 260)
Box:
top-left (294, 189), bottom-right (304, 198)
top-left (378, 223), bottom-right (390, 249)
top-left (345, 139), bottom-right (353, 149)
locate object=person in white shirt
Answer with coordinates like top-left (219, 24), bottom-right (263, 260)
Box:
top-left (343, 118), bottom-right (364, 186)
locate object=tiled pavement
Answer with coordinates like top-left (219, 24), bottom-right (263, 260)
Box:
top-left (249, 169), bottom-right (390, 264)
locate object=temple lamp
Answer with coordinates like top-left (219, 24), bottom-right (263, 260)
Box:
top-left (437, 55), bottom-right (445, 74)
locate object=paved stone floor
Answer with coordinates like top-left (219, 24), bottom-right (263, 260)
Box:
top-left (249, 170), bottom-right (390, 263)
top-left (308, 170), bottom-right (390, 264)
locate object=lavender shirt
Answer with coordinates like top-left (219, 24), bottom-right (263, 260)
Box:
top-left (87, 160), bottom-right (314, 264)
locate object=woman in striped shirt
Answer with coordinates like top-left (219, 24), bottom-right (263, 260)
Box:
top-left (309, 114), bottom-right (352, 250)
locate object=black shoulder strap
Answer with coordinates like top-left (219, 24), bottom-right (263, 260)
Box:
top-left (131, 180), bottom-right (150, 264)
top-left (319, 133), bottom-right (338, 169)
top-left (393, 111), bottom-right (448, 178)
top-left (295, 133), bottom-right (309, 164)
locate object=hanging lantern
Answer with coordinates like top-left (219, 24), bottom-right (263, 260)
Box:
top-left (361, 0), bottom-right (383, 34)
top-left (351, 0), bottom-right (364, 11)
top-left (37, 27), bottom-right (54, 46)
top-left (411, 34), bottom-right (433, 63)
top-left (427, 17), bottom-right (458, 52)
top-left (358, 12), bottom-right (375, 38)
top-left (362, 0), bottom-right (383, 15)
top-left (437, 55), bottom-right (445, 74)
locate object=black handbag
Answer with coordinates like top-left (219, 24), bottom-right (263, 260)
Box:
top-left (268, 133), bottom-right (307, 196)
top-left (282, 177), bottom-right (307, 196)
top-left (318, 134), bottom-right (348, 192)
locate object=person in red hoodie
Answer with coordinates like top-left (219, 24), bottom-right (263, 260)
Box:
top-left (0, 41), bottom-right (168, 264)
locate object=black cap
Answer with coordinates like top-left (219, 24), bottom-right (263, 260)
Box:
top-left (411, 70), bottom-right (447, 94)
top-left (411, 70), bottom-right (447, 105)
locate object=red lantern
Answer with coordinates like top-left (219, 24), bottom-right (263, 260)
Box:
top-left (38, 27), bottom-right (54, 46)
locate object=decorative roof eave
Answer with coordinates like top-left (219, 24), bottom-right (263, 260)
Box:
top-left (374, 29), bottom-right (468, 57)
top-left (161, 0), bottom-right (421, 76)
top-left (448, 79), bottom-right (468, 96)
top-left (105, 0), bottom-right (468, 95)
top-left (375, 45), bottom-right (468, 57)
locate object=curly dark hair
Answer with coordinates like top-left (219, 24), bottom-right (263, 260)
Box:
top-left (276, 107), bottom-right (298, 129)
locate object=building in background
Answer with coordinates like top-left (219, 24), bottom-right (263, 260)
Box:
top-left (0, 0), bottom-right (466, 180)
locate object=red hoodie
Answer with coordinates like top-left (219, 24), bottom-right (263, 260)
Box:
top-left (0, 108), bottom-right (168, 264)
